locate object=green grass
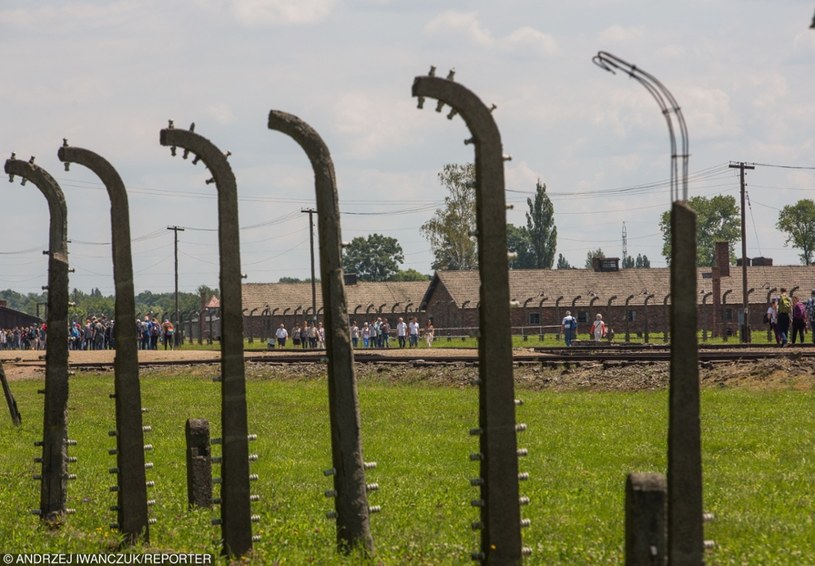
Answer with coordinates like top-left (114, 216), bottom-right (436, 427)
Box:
top-left (0, 369), bottom-right (812, 563)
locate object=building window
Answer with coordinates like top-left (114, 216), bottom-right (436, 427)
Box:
top-left (577, 311), bottom-right (589, 323)
top-left (725, 308), bottom-right (733, 322)
top-left (627, 309), bottom-right (636, 321)
top-left (529, 312), bottom-right (540, 325)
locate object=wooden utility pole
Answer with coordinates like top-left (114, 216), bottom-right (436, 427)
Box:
top-left (729, 161), bottom-right (755, 343)
top-left (167, 225), bottom-right (185, 344)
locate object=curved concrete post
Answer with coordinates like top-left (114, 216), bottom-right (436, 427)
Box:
top-left (57, 144), bottom-right (148, 543)
top-left (413, 70), bottom-right (523, 563)
top-left (701, 292), bottom-right (712, 342)
top-left (159, 123), bottom-right (252, 558)
top-left (663, 294), bottom-right (671, 343)
top-left (624, 294), bottom-right (635, 342)
top-left (5, 157), bottom-right (70, 521)
top-left (644, 294), bottom-right (655, 343)
top-left (267, 110), bottom-right (373, 554)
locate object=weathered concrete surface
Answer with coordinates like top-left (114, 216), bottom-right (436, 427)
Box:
top-left (626, 472), bottom-right (667, 566)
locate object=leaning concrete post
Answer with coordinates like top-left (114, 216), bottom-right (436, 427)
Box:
top-left (5, 156), bottom-right (70, 522)
top-left (0, 360), bottom-right (22, 426)
top-left (268, 110), bottom-right (374, 555)
top-left (58, 142), bottom-right (150, 544)
top-left (413, 69), bottom-right (525, 563)
top-left (625, 472), bottom-right (667, 566)
top-left (186, 418), bottom-right (213, 508)
top-left (160, 122), bottom-right (253, 558)
top-left (669, 201), bottom-right (704, 564)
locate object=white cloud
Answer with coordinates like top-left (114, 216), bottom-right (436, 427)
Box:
top-left (230, 0), bottom-right (337, 25)
top-left (500, 26), bottom-right (559, 58)
top-left (425, 10), bottom-right (493, 46)
top-left (597, 24), bottom-right (643, 45)
top-left (205, 104), bottom-right (236, 125)
top-left (332, 91), bottom-right (419, 159)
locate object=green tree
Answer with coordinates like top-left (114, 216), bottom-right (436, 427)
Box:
top-left (507, 224), bottom-right (534, 269)
top-left (342, 233), bottom-right (405, 281)
top-left (659, 195), bottom-right (740, 266)
top-left (525, 180), bottom-right (557, 268)
top-left (556, 254), bottom-right (571, 269)
top-left (421, 163), bottom-right (478, 270)
top-left (635, 253), bottom-right (651, 268)
top-left (776, 199), bottom-right (815, 265)
top-left (585, 248), bottom-right (605, 269)
top-left (622, 255), bottom-right (635, 269)
top-left (390, 268), bottom-right (431, 281)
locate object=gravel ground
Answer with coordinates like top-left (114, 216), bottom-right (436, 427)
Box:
top-left (3, 348), bottom-right (814, 392)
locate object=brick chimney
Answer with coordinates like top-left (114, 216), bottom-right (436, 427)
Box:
top-left (715, 241), bottom-right (730, 277)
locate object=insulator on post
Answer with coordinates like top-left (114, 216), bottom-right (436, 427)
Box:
top-left (212, 457), bottom-right (223, 464)
top-left (147, 499), bottom-right (156, 506)
top-left (33, 474), bottom-right (42, 480)
top-left (366, 483), bottom-right (379, 492)
top-left (108, 393), bottom-right (116, 399)
top-left (519, 496), bottom-right (530, 506)
top-left (67, 457), bottom-right (77, 463)
top-left (369, 505), bottom-right (382, 514)
top-left (363, 461), bottom-right (377, 470)
top-left (252, 535), bottom-right (261, 542)
top-left (192, 155), bottom-right (201, 165)
top-left (248, 454), bottom-right (258, 461)
top-left (464, 137), bottom-right (474, 145)
top-left (417, 96), bottom-right (425, 109)
top-left (704, 540), bottom-right (716, 550)
top-left (471, 521), bottom-right (484, 530)
top-left (20, 178), bottom-right (27, 187)
top-left (109, 467), bottom-right (119, 474)
top-left (447, 108), bottom-right (458, 120)
top-left (489, 104), bottom-right (497, 112)
top-left (146, 481), bottom-right (155, 488)
top-left (65, 509), bottom-right (76, 515)
top-left (142, 426), bottom-right (152, 432)
top-left (518, 472), bottom-right (530, 481)
top-left (189, 122), bottom-right (195, 132)
top-left (515, 399), bottom-right (524, 406)
top-left (109, 486), bottom-right (119, 492)
top-left (37, 389), bottom-right (45, 395)
top-left (110, 505), bottom-right (120, 512)
top-left (30, 509), bottom-right (42, 516)
top-left (703, 512), bottom-right (716, 522)
top-left (469, 478), bottom-right (484, 487)
top-left (446, 68), bottom-right (455, 80)
top-left (108, 430), bottom-right (118, 437)
top-left (428, 65), bottom-right (436, 77)
top-left (506, 204), bottom-right (514, 210)
top-left (470, 499), bottom-right (485, 507)
top-left (212, 437), bottom-right (222, 444)
top-left (66, 474), bottom-right (77, 480)
top-left (182, 148), bottom-right (190, 160)
top-left (213, 478), bottom-right (222, 484)
top-left (325, 511), bottom-right (337, 519)
top-left (108, 449), bottom-right (118, 456)
top-left (168, 119), bottom-right (175, 129)
top-left (212, 497), bottom-right (222, 505)
top-left (503, 154), bottom-right (513, 162)
top-left (517, 448), bottom-right (528, 457)
top-left (110, 523), bottom-right (120, 530)
top-left (323, 468), bottom-right (336, 476)
top-left (324, 490), bottom-right (337, 498)
top-left (435, 100), bottom-right (445, 113)
top-left (515, 423), bottom-right (527, 432)
top-left (249, 473), bottom-right (259, 481)
top-left (33, 457), bottom-right (42, 463)
top-left (522, 547), bottom-right (533, 557)
top-left (34, 441), bottom-right (43, 447)
top-left (507, 252), bottom-right (519, 262)
top-left (471, 552), bottom-right (486, 561)
top-left (148, 518), bottom-right (157, 525)
top-left (67, 439), bottom-right (77, 446)
top-left (469, 428), bottom-right (482, 436)
top-left (251, 514), bottom-right (260, 523)
top-left (170, 146), bottom-right (177, 157)
top-left (144, 444), bottom-right (153, 451)
top-left (211, 518), bottom-right (222, 526)
top-left (205, 178), bottom-right (215, 185)
top-left (247, 434), bottom-right (258, 441)
top-left (141, 408), bottom-right (149, 413)
top-left (520, 518), bottom-right (532, 528)
top-left (469, 453), bottom-right (483, 461)
top-left (250, 494), bottom-right (261, 502)
top-left (144, 462), bottom-right (154, 469)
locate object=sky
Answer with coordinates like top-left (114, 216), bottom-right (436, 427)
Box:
top-left (2, 0), bottom-right (815, 296)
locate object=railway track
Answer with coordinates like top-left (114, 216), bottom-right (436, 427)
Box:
top-left (4, 342), bottom-right (812, 372)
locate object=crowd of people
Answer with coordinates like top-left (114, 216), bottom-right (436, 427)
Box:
top-left (0, 323), bottom-right (47, 350)
top-left (765, 287), bottom-right (815, 347)
top-left (269, 316), bottom-right (435, 350)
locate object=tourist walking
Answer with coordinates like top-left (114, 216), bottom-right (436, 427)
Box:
top-left (561, 310), bottom-right (577, 347)
top-left (590, 313), bottom-right (607, 342)
top-left (777, 288), bottom-right (791, 346)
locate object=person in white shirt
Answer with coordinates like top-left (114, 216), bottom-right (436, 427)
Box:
top-left (275, 323), bottom-right (289, 348)
top-left (590, 313), bottom-right (606, 342)
top-left (408, 317), bottom-right (420, 348)
top-left (396, 317), bottom-right (407, 348)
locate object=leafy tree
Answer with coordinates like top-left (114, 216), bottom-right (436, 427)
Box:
top-left (622, 255), bottom-right (635, 269)
top-left (507, 224), bottom-right (534, 269)
top-left (279, 276), bottom-right (304, 283)
top-left (421, 163), bottom-right (478, 270)
top-left (525, 180), bottom-right (557, 268)
top-left (659, 195), bottom-right (740, 266)
top-left (585, 248), bottom-right (605, 269)
top-left (776, 199), bottom-right (815, 265)
top-left (342, 233), bottom-right (405, 281)
top-left (507, 180), bottom-right (558, 269)
top-left (635, 253), bottom-right (651, 268)
top-left (556, 253), bottom-right (571, 269)
top-left (390, 269), bottom-right (431, 281)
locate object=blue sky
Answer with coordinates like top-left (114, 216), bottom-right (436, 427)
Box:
top-left (2, 0), bottom-right (815, 294)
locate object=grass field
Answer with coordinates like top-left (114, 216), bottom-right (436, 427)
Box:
top-left (0, 367), bottom-right (812, 564)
